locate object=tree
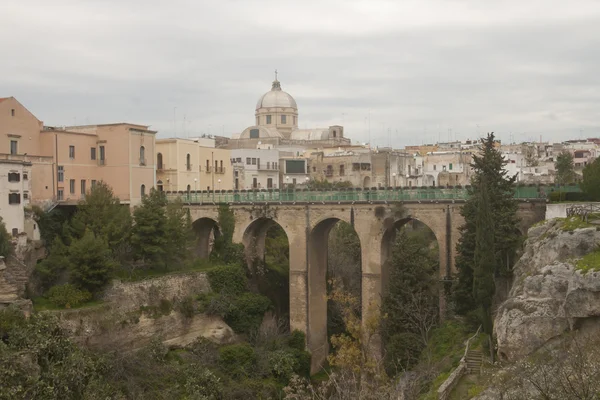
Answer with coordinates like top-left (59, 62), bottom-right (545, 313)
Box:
top-left (523, 145), bottom-right (539, 167)
top-left (131, 189), bottom-right (168, 266)
top-left (0, 217), bottom-right (12, 258)
top-left (71, 182), bottom-right (132, 261)
top-left (35, 237), bottom-right (70, 289)
top-left (581, 157), bottom-right (600, 201)
top-left (381, 227), bottom-right (439, 374)
top-left (164, 198), bottom-right (193, 267)
top-left (554, 151), bottom-right (576, 185)
top-left (69, 230), bottom-right (117, 293)
top-left (473, 182), bottom-right (496, 335)
top-left (453, 133), bottom-right (520, 320)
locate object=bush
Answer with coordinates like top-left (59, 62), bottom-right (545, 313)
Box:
top-left (287, 330), bottom-right (306, 351)
top-left (290, 349), bottom-right (311, 377)
top-left (224, 292), bottom-right (272, 334)
top-left (207, 265), bottom-right (247, 295)
top-left (177, 296), bottom-right (195, 318)
top-left (159, 299), bottom-right (172, 315)
top-left (219, 343), bottom-right (256, 377)
top-left (47, 284), bottom-right (92, 308)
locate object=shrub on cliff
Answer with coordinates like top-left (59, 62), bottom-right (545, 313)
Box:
top-left (47, 284), bottom-right (92, 308)
top-left (69, 230), bottom-right (117, 294)
top-left (206, 265), bottom-right (247, 294)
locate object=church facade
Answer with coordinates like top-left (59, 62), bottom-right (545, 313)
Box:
top-left (220, 77), bottom-right (350, 150)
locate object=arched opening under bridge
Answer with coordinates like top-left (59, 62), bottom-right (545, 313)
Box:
top-left (380, 217), bottom-right (440, 376)
top-left (242, 217), bottom-right (291, 326)
top-left (308, 217), bottom-right (362, 372)
top-left (192, 217), bottom-right (220, 259)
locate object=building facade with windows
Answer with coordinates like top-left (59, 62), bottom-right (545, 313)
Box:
top-left (156, 138), bottom-right (232, 192)
top-left (0, 159), bottom-right (31, 236)
top-left (230, 148), bottom-right (279, 189)
top-left (42, 123), bottom-right (157, 205)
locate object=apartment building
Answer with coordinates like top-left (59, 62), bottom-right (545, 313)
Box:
top-left (0, 159), bottom-right (32, 236)
top-left (42, 123), bottom-right (157, 205)
top-left (230, 148), bottom-right (279, 189)
top-left (0, 97), bottom-right (54, 204)
top-left (156, 138), bottom-right (233, 192)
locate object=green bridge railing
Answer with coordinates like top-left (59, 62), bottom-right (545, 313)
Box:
top-left (165, 184), bottom-right (580, 204)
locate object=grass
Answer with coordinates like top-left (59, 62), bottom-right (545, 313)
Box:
top-left (576, 249), bottom-right (600, 274)
top-left (559, 216), bottom-right (594, 232)
top-left (32, 296), bottom-right (104, 312)
top-left (113, 259), bottom-right (214, 282)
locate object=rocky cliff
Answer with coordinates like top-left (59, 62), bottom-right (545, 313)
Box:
top-left (494, 218), bottom-right (600, 362)
top-left (55, 271), bottom-right (235, 351)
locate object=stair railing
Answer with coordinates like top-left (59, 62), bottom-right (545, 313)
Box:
top-left (461, 325), bottom-right (482, 362)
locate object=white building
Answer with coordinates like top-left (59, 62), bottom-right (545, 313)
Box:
top-left (0, 159), bottom-right (31, 236)
top-left (230, 148), bottom-right (280, 189)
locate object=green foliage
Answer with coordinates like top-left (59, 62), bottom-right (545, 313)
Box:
top-left (32, 206), bottom-right (75, 249)
top-left (555, 151), bottom-right (576, 185)
top-left (0, 217), bottom-right (12, 258)
top-left (47, 283), bottom-right (92, 308)
top-left (454, 133), bottom-right (520, 320)
top-left (581, 156), bottom-right (600, 201)
top-left (218, 343), bottom-right (256, 377)
top-left (224, 292), bottom-right (272, 334)
top-left (178, 296), bottom-right (196, 318)
top-left (381, 226), bottom-right (439, 375)
top-left (307, 178), bottom-right (353, 190)
top-left (560, 216), bottom-right (594, 231)
top-left (131, 188), bottom-right (169, 266)
top-left (69, 230), bottom-right (117, 294)
top-left (288, 330), bottom-right (306, 351)
top-left (206, 265), bottom-right (247, 295)
top-left (473, 182), bottom-right (496, 335)
top-left (164, 198), bottom-right (193, 267)
top-left (575, 248), bottom-right (600, 273)
top-left (71, 181), bottom-right (132, 260)
top-left (182, 364), bottom-right (223, 399)
top-left (35, 236), bottom-right (70, 289)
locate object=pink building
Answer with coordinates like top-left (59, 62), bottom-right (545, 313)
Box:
top-left (0, 97), bottom-right (156, 209)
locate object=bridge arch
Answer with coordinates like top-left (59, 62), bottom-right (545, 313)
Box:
top-left (192, 217), bottom-right (220, 258)
top-left (308, 216), bottom-right (362, 372)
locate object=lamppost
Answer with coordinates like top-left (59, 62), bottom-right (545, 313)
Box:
top-left (285, 176), bottom-right (289, 189)
top-left (305, 176), bottom-right (310, 188)
top-left (218, 179), bottom-right (221, 190)
top-left (392, 172), bottom-right (396, 188)
top-left (194, 178), bottom-right (197, 202)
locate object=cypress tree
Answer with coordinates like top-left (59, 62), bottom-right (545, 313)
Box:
top-left (453, 133), bottom-right (520, 320)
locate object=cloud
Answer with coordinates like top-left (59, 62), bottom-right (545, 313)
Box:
top-left (1, 0), bottom-right (600, 147)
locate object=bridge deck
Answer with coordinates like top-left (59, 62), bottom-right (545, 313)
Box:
top-left (166, 185), bottom-right (577, 204)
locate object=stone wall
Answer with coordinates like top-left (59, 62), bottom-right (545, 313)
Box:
top-left (546, 202), bottom-right (600, 219)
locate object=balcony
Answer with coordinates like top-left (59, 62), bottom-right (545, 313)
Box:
top-left (157, 164), bottom-right (164, 171)
top-left (205, 166), bottom-right (213, 173)
top-left (98, 159), bottom-right (106, 166)
top-left (139, 158), bottom-right (147, 166)
top-left (215, 167), bottom-right (226, 174)
top-left (186, 164), bottom-right (193, 171)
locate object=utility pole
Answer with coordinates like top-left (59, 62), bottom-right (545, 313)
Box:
top-left (211, 151), bottom-right (215, 202)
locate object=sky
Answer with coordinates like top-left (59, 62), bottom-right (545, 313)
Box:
top-left (2, 0), bottom-right (600, 147)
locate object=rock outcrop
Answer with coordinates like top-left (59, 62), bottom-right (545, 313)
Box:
top-left (494, 218), bottom-right (600, 362)
top-left (55, 271), bottom-right (235, 351)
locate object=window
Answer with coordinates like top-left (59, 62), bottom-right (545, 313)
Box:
top-left (220, 160), bottom-right (223, 170)
top-left (186, 153), bottom-right (191, 170)
top-left (91, 180), bottom-right (97, 188)
top-left (186, 185), bottom-right (191, 193)
top-left (11, 109), bottom-right (15, 117)
top-left (8, 172), bottom-right (20, 182)
top-left (249, 129), bottom-right (259, 138)
top-left (70, 179), bottom-right (75, 194)
top-left (214, 160), bottom-right (218, 171)
top-left (57, 166), bottom-right (64, 182)
top-left (281, 115), bottom-right (287, 124)
top-left (206, 160), bottom-right (210, 171)
top-left (266, 115), bottom-right (272, 124)
top-left (449, 163), bottom-right (453, 170)
top-left (69, 145), bottom-right (75, 159)
top-left (333, 130), bottom-right (337, 138)
top-left (339, 164), bottom-right (345, 176)
top-left (253, 178), bottom-right (258, 188)
top-left (10, 140), bottom-right (17, 155)
top-left (8, 193), bottom-right (20, 205)
top-left (91, 147), bottom-right (96, 160)
top-left (234, 170), bottom-right (238, 177)
top-left (81, 180), bottom-right (86, 196)
top-left (12, 228), bottom-right (18, 236)
top-left (252, 158), bottom-right (256, 165)
top-left (23, 192), bottom-right (29, 200)
top-left (23, 173), bottom-right (28, 180)
top-left (157, 153), bottom-right (163, 169)
top-left (141, 184), bottom-right (146, 197)
top-left (267, 178), bottom-right (273, 188)
top-left (140, 146), bottom-right (146, 165)
top-left (267, 161), bottom-right (270, 170)
top-left (57, 189), bottom-right (64, 201)
top-left (433, 165), bottom-right (436, 171)
top-left (99, 146), bottom-right (105, 163)
top-left (246, 157), bottom-right (251, 165)
top-left (293, 116), bottom-right (297, 125)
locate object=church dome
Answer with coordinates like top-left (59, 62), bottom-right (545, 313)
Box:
top-left (256, 79), bottom-right (297, 110)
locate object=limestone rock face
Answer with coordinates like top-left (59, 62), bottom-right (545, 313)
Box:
top-left (494, 219), bottom-right (600, 362)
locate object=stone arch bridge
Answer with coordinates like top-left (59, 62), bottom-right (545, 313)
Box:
top-left (187, 200), bottom-right (545, 371)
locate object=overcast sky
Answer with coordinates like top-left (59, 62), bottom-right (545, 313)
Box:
top-left (2, 0), bottom-right (600, 147)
